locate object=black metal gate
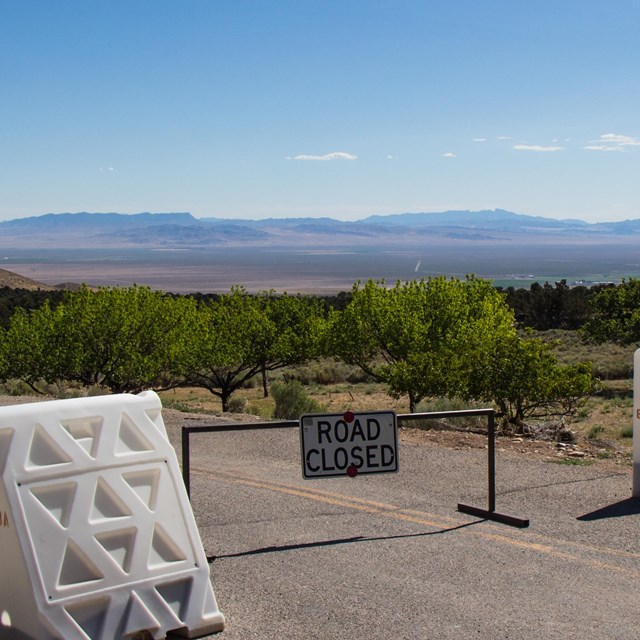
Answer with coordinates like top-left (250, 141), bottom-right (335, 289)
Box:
top-left (181, 408), bottom-right (528, 528)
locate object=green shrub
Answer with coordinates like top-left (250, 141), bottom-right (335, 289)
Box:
top-left (620, 425), bottom-right (634, 438)
top-left (271, 380), bottom-right (323, 420)
top-left (345, 368), bottom-right (376, 384)
top-left (241, 376), bottom-right (257, 389)
top-left (285, 360), bottom-right (375, 386)
top-left (246, 403), bottom-right (271, 419)
top-left (0, 379), bottom-right (34, 396)
top-left (587, 424), bottom-right (604, 440)
top-left (573, 407), bottom-right (590, 422)
top-left (87, 385), bottom-right (109, 397)
top-left (227, 396), bottom-right (248, 413)
top-left (592, 361), bottom-right (633, 380)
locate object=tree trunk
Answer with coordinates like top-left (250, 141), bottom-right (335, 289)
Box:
top-left (262, 363), bottom-right (269, 398)
top-left (221, 391), bottom-right (230, 413)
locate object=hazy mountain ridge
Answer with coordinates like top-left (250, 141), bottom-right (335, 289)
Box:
top-left (1, 211), bottom-right (199, 233)
top-left (361, 209), bottom-right (585, 229)
top-left (97, 222), bottom-right (270, 245)
top-left (0, 209), bottom-right (637, 249)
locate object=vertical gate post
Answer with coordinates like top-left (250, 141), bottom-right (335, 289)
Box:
top-left (633, 349), bottom-right (640, 498)
top-left (488, 410), bottom-right (496, 513)
top-left (457, 409), bottom-right (529, 528)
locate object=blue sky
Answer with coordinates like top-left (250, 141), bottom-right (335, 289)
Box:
top-left (1, 0), bottom-right (639, 222)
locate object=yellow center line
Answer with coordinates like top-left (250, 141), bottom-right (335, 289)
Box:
top-left (192, 466), bottom-right (640, 576)
top-left (213, 468), bottom-right (412, 511)
top-left (225, 477), bottom-right (385, 516)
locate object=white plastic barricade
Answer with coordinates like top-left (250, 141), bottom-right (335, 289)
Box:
top-left (0, 391), bottom-right (224, 639)
top-left (634, 349), bottom-right (640, 498)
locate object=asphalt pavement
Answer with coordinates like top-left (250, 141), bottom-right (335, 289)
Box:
top-left (168, 413), bottom-right (640, 640)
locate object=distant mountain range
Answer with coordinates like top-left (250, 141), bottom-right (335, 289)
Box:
top-left (0, 209), bottom-right (639, 249)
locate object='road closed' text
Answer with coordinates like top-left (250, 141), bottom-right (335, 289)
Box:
top-left (300, 412), bottom-right (398, 479)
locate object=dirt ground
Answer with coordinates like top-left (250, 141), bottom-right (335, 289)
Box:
top-left (0, 393), bottom-right (631, 473)
top-left (399, 425), bottom-right (631, 470)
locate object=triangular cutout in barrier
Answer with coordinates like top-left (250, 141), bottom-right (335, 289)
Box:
top-left (59, 540), bottom-right (104, 587)
top-left (91, 477), bottom-right (132, 521)
top-left (61, 416), bottom-right (103, 458)
top-left (122, 468), bottom-right (160, 511)
top-left (122, 591), bottom-right (161, 637)
top-left (31, 481), bottom-right (77, 527)
top-left (0, 428), bottom-right (14, 475)
top-left (156, 577), bottom-right (193, 622)
top-left (95, 527), bottom-right (137, 573)
top-left (115, 413), bottom-right (154, 455)
top-left (145, 406), bottom-right (163, 428)
top-left (148, 523), bottom-right (187, 568)
top-left (65, 596), bottom-right (110, 640)
top-left (28, 424), bottom-right (72, 467)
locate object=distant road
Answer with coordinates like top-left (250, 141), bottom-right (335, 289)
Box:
top-left (172, 421), bottom-right (640, 640)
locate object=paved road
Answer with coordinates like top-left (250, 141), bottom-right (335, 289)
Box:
top-left (170, 416), bottom-right (640, 640)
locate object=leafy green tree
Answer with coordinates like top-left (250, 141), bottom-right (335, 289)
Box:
top-left (0, 287), bottom-right (65, 328)
top-left (254, 291), bottom-right (327, 396)
top-left (1, 286), bottom-right (194, 393)
top-left (467, 334), bottom-right (596, 427)
top-left (0, 301), bottom-right (67, 391)
top-left (327, 277), bottom-right (517, 412)
top-left (180, 288), bottom-right (325, 411)
top-left (581, 279), bottom-right (640, 345)
top-left (501, 280), bottom-right (594, 330)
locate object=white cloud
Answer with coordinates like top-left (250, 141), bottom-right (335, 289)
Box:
top-left (442, 152), bottom-right (456, 158)
top-left (496, 136), bottom-right (512, 140)
top-left (99, 167), bottom-right (115, 172)
top-left (513, 144), bottom-right (564, 152)
top-left (473, 138), bottom-right (487, 143)
top-left (585, 133), bottom-right (640, 151)
top-left (600, 133), bottom-right (640, 146)
top-left (291, 151), bottom-right (358, 161)
top-left (584, 145), bottom-right (622, 152)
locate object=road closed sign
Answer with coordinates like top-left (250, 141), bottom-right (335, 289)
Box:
top-left (300, 411), bottom-right (398, 479)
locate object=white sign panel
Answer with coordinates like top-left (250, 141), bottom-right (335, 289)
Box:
top-left (300, 411), bottom-right (398, 479)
